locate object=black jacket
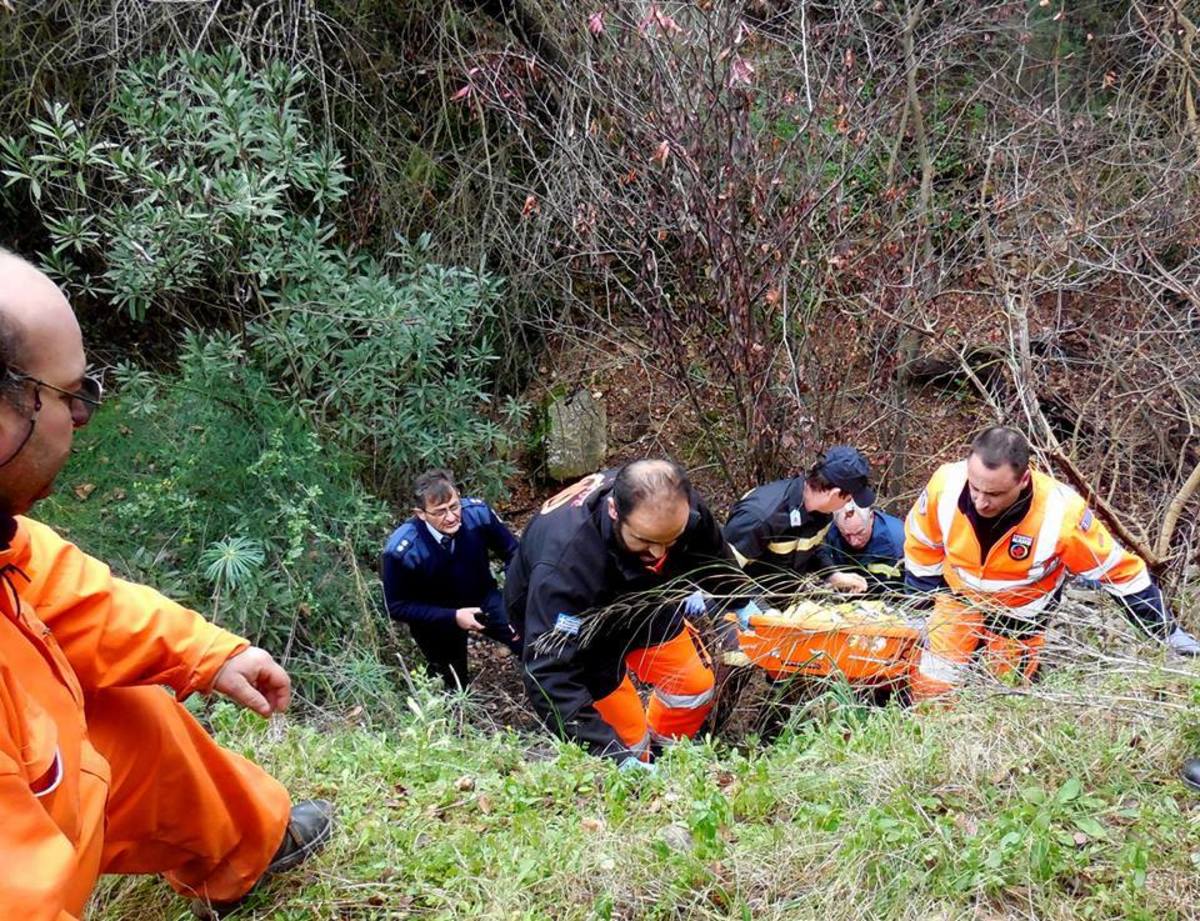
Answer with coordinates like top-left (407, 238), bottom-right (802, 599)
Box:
top-left (723, 476), bottom-right (833, 581)
top-left (505, 471), bottom-right (734, 759)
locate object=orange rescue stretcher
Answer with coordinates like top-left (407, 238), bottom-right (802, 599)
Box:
top-left (725, 599), bottom-right (923, 685)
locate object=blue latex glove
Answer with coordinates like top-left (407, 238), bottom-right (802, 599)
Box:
top-left (735, 598), bottom-right (763, 630)
top-left (682, 590), bottom-right (709, 617)
top-left (619, 756), bottom-right (658, 776)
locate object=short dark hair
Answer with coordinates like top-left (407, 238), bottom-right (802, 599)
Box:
top-left (970, 426), bottom-right (1030, 476)
top-left (413, 468), bottom-right (457, 509)
top-left (612, 459), bottom-right (691, 519)
top-left (804, 463), bottom-right (849, 497)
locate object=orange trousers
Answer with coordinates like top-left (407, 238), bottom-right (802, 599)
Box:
top-left (84, 686), bottom-right (291, 907)
top-left (910, 596), bottom-right (1045, 702)
top-left (592, 627), bottom-right (714, 759)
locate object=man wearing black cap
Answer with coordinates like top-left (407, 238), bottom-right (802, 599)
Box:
top-left (723, 446), bottom-right (876, 594)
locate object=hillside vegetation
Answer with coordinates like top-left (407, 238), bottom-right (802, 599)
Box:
top-left (87, 671), bottom-right (1200, 920)
top-left (2, 2), bottom-right (1200, 918)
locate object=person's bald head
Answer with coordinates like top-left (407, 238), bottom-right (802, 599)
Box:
top-left (611, 459), bottom-right (691, 518)
top-left (0, 250), bottom-right (81, 377)
top-left (607, 459), bottom-right (693, 568)
top-left (0, 249), bottom-right (88, 515)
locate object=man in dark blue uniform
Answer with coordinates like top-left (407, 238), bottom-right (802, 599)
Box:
top-left (824, 502), bottom-right (906, 594)
top-left (381, 469), bottom-right (522, 689)
top-left (505, 460), bottom-right (737, 764)
top-left (724, 445), bottom-right (876, 594)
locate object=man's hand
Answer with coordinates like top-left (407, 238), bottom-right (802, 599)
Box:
top-left (827, 571), bottom-right (868, 594)
top-left (456, 607), bottom-right (486, 631)
top-left (681, 590), bottom-right (709, 617)
top-left (213, 646), bottom-right (291, 717)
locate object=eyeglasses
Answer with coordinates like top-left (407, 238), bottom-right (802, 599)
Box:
top-left (14, 372), bottom-right (104, 427)
top-left (423, 501), bottom-right (462, 521)
top-left (0, 371), bottom-right (103, 467)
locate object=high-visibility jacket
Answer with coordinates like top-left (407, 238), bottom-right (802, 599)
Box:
top-left (0, 514), bottom-right (249, 919)
top-left (904, 462), bottom-right (1161, 633)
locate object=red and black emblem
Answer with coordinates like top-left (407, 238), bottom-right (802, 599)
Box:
top-left (1008, 533), bottom-right (1033, 561)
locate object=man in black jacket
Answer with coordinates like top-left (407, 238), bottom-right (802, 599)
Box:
top-left (505, 460), bottom-right (735, 765)
top-left (724, 445), bottom-right (876, 594)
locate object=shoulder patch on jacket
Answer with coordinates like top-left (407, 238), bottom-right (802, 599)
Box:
top-left (385, 522), bottom-right (422, 558)
top-left (1079, 509), bottom-right (1094, 533)
top-left (553, 612), bottom-right (582, 636)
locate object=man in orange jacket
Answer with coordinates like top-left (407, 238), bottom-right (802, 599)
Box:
top-left (0, 250), bottom-right (332, 920)
top-left (904, 425), bottom-right (1200, 700)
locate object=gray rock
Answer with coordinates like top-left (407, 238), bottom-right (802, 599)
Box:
top-left (658, 823), bottom-right (694, 853)
top-left (545, 389), bottom-right (607, 481)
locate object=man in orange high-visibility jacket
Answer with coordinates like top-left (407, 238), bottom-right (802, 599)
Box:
top-left (0, 250), bottom-right (332, 920)
top-left (904, 426), bottom-right (1200, 700)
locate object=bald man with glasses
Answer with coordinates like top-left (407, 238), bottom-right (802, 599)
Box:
top-left (0, 249), bottom-right (331, 920)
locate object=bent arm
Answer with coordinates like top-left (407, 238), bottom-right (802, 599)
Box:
top-left (522, 564), bottom-right (628, 759)
top-left (25, 521), bottom-right (245, 699)
top-left (380, 551), bottom-right (457, 626)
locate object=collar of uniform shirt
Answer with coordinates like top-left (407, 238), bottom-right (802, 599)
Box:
top-left (959, 479), bottom-right (1034, 561)
top-left (424, 520), bottom-right (453, 548)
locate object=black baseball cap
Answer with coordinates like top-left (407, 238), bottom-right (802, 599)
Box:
top-left (816, 445), bottom-right (875, 507)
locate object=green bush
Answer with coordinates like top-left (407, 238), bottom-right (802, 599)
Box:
top-left (1, 47), bottom-right (522, 495)
top-left (41, 331), bottom-right (392, 692)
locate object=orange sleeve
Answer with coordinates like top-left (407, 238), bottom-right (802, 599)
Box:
top-left (1059, 503), bottom-right (1152, 595)
top-left (20, 519), bottom-right (248, 700)
top-left (0, 741), bottom-right (80, 921)
top-left (904, 469), bottom-right (948, 579)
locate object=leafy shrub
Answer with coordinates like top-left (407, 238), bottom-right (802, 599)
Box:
top-left (41, 331), bottom-right (392, 690)
top-left (1, 47), bottom-right (522, 495)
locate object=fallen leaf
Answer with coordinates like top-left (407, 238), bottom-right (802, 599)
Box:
top-left (73, 483), bottom-right (96, 501)
top-left (650, 140), bottom-right (670, 167)
top-left (581, 816), bottom-right (605, 832)
top-left (455, 775), bottom-right (475, 792)
top-left (587, 10), bottom-right (604, 35)
top-left (729, 55), bottom-right (755, 88)
top-left (477, 794), bottom-right (493, 814)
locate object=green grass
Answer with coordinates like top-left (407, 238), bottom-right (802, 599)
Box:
top-left (88, 666), bottom-right (1200, 921)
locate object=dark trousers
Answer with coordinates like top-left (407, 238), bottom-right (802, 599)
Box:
top-left (408, 589), bottom-right (523, 689)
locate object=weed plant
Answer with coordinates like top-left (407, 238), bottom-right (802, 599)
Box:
top-left (40, 332), bottom-right (395, 703)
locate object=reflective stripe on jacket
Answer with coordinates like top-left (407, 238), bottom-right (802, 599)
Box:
top-left (904, 461), bottom-right (1151, 622)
